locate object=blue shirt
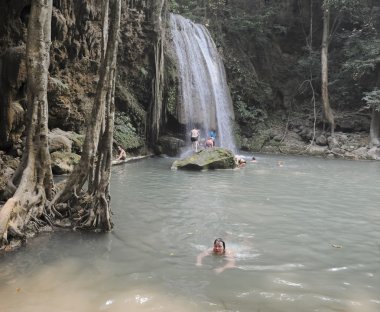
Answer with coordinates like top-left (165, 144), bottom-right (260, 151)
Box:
top-left (209, 130), bottom-right (216, 140)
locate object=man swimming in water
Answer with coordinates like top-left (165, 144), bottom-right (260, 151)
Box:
top-left (196, 238), bottom-right (236, 274)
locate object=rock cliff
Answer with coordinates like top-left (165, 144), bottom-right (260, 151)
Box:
top-left (0, 0), bottom-right (379, 162)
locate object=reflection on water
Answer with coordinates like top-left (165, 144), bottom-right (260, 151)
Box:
top-left (1, 154), bottom-right (380, 312)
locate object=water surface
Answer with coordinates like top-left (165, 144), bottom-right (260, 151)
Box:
top-left (1, 154), bottom-right (379, 312)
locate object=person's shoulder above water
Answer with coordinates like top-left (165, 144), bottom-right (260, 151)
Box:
top-left (196, 238), bottom-right (236, 274)
top-left (235, 155), bottom-right (247, 167)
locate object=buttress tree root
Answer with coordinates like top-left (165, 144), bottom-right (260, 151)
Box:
top-left (0, 0), bottom-right (54, 249)
top-left (49, 0), bottom-right (121, 232)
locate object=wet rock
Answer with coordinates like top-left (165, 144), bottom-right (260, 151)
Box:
top-left (157, 136), bottom-right (186, 156)
top-left (306, 145), bottom-right (327, 156)
top-left (300, 128), bottom-right (313, 141)
top-left (273, 135), bottom-right (282, 142)
top-left (331, 147), bottom-right (345, 156)
top-left (315, 134), bottom-right (327, 146)
top-left (343, 151), bottom-right (359, 160)
top-left (327, 136), bottom-right (340, 149)
top-left (171, 147), bottom-right (235, 170)
top-left (367, 147), bottom-right (380, 160)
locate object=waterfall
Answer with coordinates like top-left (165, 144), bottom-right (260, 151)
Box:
top-left (169, 14), bottom-right (236, 152)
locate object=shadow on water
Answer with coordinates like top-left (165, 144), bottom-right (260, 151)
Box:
top-left (1, 154), bottom-right (380, 311)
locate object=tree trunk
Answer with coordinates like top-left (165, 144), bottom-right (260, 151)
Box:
top-left (321, 4), bottom-right (335, 135)
top-left (149, 0), bottom-right (166, 145)
top-left (50, 0), bottom-right (121, 232)
top-left (369, 108), bottom-right (380, 146)
top-left (0, 0), bottom-right (53, 248)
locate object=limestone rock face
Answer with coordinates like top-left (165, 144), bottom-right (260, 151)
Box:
top-left (49, 128), bottom-right (84, 153)
top-left (48, 131), bottom-right (72, 153)
top-left (171, 147), bottom-right (236, 170)
top-left (157, 135), bottom-right (186, 157)
top-left (0, 46), bottom-right (27, 149)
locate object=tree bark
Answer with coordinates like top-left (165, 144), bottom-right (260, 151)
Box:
top-left (369, 108), bottom-right (380, 146)
top-left (149, 0), bottom-right (166, 145)
top-left (0, 0), bottom-right (53, 248)
top-left (50, 0), bottom-right (121, 231)
top-left (321, 4), bottom-right (335, 135)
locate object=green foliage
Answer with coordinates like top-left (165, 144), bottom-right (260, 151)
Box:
top-left (168, 0), bottom-right (206, 22)
top-left (323, 0), bottom-right (361, 12)
top-left (227, 51), bottom-right (273, 109)
top-left (327, 8), bottom-right (380, 109)
top-left (295, 0), bottom-right (377, 112)
top-left (342, 28), bottom-right (380, 80)
top-left (235, 99), bottom-right (267, 124)
top-left (113, 112), bottom-right (144, 150)
top-left (296, 49), bottom-right (321, 78)
top-left (207, 0), bottom-right (227, 18)
top-left (168, 0), bottom-right (180, 13)
top-left (363, 89), bottom-right (380, 112)
top-left (224, 6), bottom-right (276, 36)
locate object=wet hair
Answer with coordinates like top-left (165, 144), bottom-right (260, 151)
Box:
top-left (214, 238), bottom-right (225, 250)
top-left (252, 156), bottom-right (256, 160)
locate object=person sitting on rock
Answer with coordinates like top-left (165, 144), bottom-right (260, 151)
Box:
top-left (116, 145), bottom-right (127, 161)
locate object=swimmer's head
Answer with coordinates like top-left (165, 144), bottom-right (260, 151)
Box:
top-left (213, 238), bottom-right (225, 254)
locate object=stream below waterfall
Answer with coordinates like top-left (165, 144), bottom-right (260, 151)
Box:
top-left (1, 154), bottom-right (380, 312)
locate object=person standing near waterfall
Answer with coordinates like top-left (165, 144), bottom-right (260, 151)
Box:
top-left (191, 127), bottom-right (200, 152)
top-left (209, 129), bottom-right (216, 146)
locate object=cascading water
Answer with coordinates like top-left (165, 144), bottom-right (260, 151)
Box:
top-left (169, 14), bottom-right (236, 152)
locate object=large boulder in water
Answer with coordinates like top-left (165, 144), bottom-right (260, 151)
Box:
top-left (171, 147), bottom-right (236, 170)
top-left (157, 135), bottom-right (186, 157)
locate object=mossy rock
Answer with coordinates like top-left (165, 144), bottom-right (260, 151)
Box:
top-left (51, 151), bottom-right (80, 175)
top-left (171, 147), bottom-right (236, 170)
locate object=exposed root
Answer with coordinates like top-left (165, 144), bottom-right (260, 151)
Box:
top-left (0, 198), bottom-right (17, 245)
top-left (8, 222), bottom-right (26, 239)
top-left (1, 189), bottom-right (50, 249)
top-left (67, 192), bottom-right (112, 232)
top-left (31, 215), bottom-right (46, 227)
